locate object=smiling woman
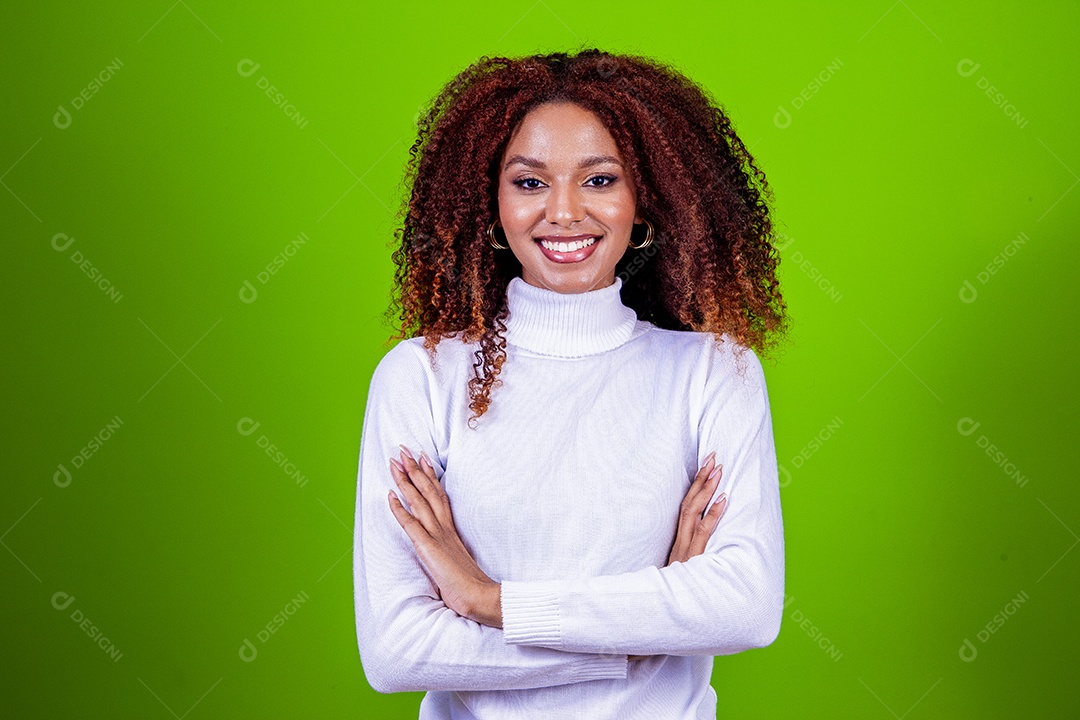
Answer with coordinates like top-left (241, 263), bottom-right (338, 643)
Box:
top-left (497, 102), bottom-right (642, 293)
top-left (353, 48), bottom-right (789, 720)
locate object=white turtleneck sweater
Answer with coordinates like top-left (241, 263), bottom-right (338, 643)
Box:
top-left (353, 275), bottom-right (785, 720)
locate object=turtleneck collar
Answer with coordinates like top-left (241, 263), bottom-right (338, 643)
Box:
top-left (503, 276), bottom-right (639, 358)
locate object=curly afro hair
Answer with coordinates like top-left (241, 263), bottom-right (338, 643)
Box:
top-left (385, 48), bottom-right (788, 428)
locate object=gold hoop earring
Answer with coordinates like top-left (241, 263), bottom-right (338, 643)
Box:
top-left (628, 219), bottom-right (655, 250)
top-left (487, 220), bottom-right (509, 250)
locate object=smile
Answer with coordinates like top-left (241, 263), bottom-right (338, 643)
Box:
top-left (534, 235), bottom-right (602, 263)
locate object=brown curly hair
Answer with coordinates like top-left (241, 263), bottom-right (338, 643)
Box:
top-left (385, 48), bottom-right (788, 428)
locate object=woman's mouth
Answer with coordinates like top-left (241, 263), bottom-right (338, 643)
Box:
top-left (534, 235), bottom-right (602, 263)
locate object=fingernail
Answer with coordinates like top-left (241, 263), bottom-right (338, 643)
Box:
top-left (390, 457), bottom-right (404, 472)
top-left (420, 450), bottom-right (432, 467)
top-left (708, 465), bottom-right (722, 481)
top-left (704, 451), bottom-right (716, 465)
top-left (398, 444), bottom-right (414, 459)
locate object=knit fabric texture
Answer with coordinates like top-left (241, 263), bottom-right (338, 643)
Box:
top-left (353, 275), bottom-right (785, 719)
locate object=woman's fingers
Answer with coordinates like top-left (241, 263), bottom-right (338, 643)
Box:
top-left (396, 447), bottom-right (452, 525)
top-left (388, 489), bottom-right (431, 546)
top-left (416, 451), bottom-right (453, 518)
top-left (398, 447), bottom-right (446, 504)
top-left (668, 458), bottom-right (726, 565)
top-left (390, 448), bottom-right (465, 555)
top-left (390, 457), bottom-right (438, 527)
top-left (684, 452), bottom-right (716, 506)
top-left (687, 492), bottom-right (728, 558)
top-left (386, 447), bottom-right (499, 624)
top-left (680, 461), bottom-right (722, 528)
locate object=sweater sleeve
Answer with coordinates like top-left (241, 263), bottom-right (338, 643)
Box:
top-left (353, 340), bottom-right (629, 693)
top-left (499, 341), bottom-right (785, 657)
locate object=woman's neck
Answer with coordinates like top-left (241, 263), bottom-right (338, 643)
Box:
top-left (502, 275), bottom-right (638, 358)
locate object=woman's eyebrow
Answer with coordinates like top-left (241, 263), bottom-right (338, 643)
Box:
top-left (503, 154), bottom-right (623, 171)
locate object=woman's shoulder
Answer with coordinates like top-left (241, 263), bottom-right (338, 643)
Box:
top-left (637, 323), bottom-right (757, 363)
top-left (637, 324), bottom-right (765, 391)
top-left (371, 333), bottom-right (475, 385)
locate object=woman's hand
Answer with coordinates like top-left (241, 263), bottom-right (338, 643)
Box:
top-left (667, 451), bottom-right (728, 565)
top-left (387, 445), bottom-right (503, 628)
top-left (628, 452), bottom-right (728, 662)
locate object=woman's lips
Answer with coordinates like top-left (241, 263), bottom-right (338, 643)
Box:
top-left (534, 235), bottom-right (602, 263)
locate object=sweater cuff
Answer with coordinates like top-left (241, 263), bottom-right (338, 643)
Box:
top-left (500, 580), bottom-right (628, 680)
top-left (500, 579), bottom-right (566, 646)
top-left (566, 653), bottom-right (629, 682)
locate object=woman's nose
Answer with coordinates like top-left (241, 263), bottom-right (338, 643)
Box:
top-left (545, 184), bottom-right (585, 225)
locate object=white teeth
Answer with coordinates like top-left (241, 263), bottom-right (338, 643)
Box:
top-left (539, 237), bottom-right (597, 253)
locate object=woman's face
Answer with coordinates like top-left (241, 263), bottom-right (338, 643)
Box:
top-left (497, 101), bottom-right (641, 294)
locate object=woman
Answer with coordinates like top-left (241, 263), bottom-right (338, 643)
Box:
top-left (353, 48), bottom-right (788, 719)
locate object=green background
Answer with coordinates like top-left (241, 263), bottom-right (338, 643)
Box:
top-left (3, 1), bottom-right (1077, 717)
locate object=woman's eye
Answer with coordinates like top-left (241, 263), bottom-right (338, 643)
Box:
top-left (512, 175), bottom-right (617, 190)
top-left (587, 175), bottom-right (616, 187)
